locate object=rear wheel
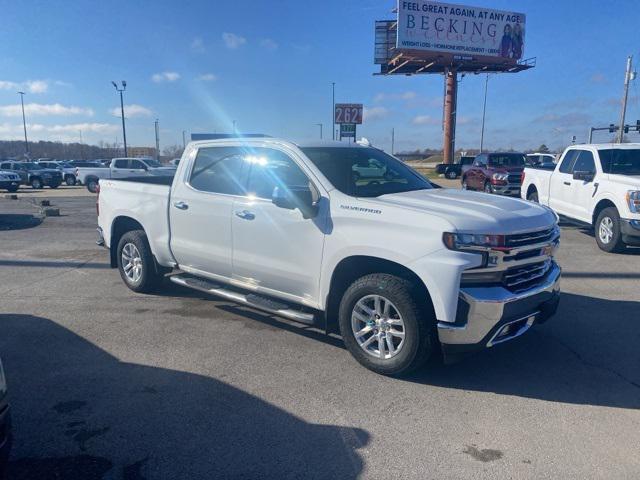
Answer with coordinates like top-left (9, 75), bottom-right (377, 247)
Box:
top-left (30, 177), bottom-right (43, 189)
top-left (87, 178), bottom-right (99, 193)
top-left (117, 230), bottom-right (164, 293)
top-left (338, 273), bottom-right (435, 376)
top-left (527, 190), bottom-right (539, 203)
top-left (65, 175), bottom-right (76, 186)
top-left (595, 207), bottom-right (625, 253)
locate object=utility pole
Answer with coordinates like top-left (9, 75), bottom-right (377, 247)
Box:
top-left (480, 74), bottom-right (489, 153)
top-left (391, 127), bottom-right (395, 155)
top-left (79, 130), bottom-right (84, 159)
top-left (17, 91), bottom-right (29, 157)
top-left (154, 119), bottom-right (160, 161)
top-left (315, 123), bottom-right (323, 139)
top-left (331, 82), bottom-right (336, 140)
top-left (442, 68), bottom-right (458, 164)
top-left (112, 81), bottom-right (128, 156)
top-left (617, 55), bottom-right (635, 143)
top-left (182, 130), bottom-right (187, 149)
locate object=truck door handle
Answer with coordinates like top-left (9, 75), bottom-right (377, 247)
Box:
top-left (235, 210), bottom-right (255, 220)
top-left (173, 201), bottom-right (189, 210)
top-left (563, 181), bottom-right (571, 186)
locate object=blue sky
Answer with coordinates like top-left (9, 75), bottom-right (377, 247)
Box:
top-left (0, 0), bottom-right (639, 153)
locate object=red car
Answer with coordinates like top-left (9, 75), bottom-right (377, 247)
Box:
top-left (461, 152), bottom-right (526, 196)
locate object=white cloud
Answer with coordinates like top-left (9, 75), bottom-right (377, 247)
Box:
top-left (109, 104), bottom-right (152, 118)
top-left (0, 103), bottom-right (94, 117)
top-left (151, 71), bottom-right (181, 83)
top-left (0, 79), bottom-right (49, 93)
top-left (260, 38), bottom-right (278, 51)
top-left (363, 106), bottom-right (390, 121)
top-left (0, 122), bottom-right (118, 137)
top-left (412, 115), bottom-right (440, 126)
top-left (191, 37), bottom-right (205, 53)
top-left (374, 91), bottom-right (417, 103)
top-left (197, 73), bottom-right (218, 82)
top-left (222, 32), bottom-right (246, 49)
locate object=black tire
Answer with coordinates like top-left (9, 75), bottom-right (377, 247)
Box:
top-left (338, 273), bottom-right (435, 376)
top-left (527, 190), bottom-right (539, 203)
top-left (116, 230), bottom-right (164, 293)
top-left (446, 170), bottom-right (458, 179)
top-left (595, 207), bottom-right (625, 253)
top-left (65, 175), bottom-right (76, 186)
top-left (87, 178), bottom-right (99, 193)
top-left (30, 177), bottom-right (43, 189)
top-left (484, 181), bottom-right (493, 194)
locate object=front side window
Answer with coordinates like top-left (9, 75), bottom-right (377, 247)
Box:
top-left (189, 147), bottom-right (248, 195)
top-left (130, 160), bottom-right (146, 170)
top-left (572, 151), bottom-right (595, 173)
top-left (113, 159), bottom-right (128, 168)
top-left (245, 149), bottom-right (309, 199)
top-left (558, 150), bottom-right (579, 174)
top-left (599, 149), bottom-right (640, 176)
top-left (301, 146), bottom-right (432, 198)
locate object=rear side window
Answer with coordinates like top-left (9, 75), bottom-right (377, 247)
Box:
top-left (558, 150), bottom-right (579, 173)
top-left (189, 147), bottom-right (248, 195)
top-left (572, 151), bottom-right (595, 173)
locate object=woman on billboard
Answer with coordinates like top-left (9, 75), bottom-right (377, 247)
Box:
top-left (511, 23), bottom-right (524, 59)
top-left (500, 24), bottom-right (512, 58)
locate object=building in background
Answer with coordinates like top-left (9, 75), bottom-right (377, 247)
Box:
top-left (127, 146), bottom-right (157, 158)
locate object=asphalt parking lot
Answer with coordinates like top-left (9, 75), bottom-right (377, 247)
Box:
top-left (0, 193), bottom-right (639, 479)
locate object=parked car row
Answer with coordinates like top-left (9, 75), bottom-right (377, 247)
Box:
top-left (0, 160), bottom-right (63, 189)
top-left (77, 157), bottom-right (176, 192)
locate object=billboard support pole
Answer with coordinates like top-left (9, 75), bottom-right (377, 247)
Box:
top-left (443, 67), bottom-right (458, 164)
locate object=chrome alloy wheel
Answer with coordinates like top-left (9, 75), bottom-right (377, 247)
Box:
top-left (351, 295), bottom-right (406, 360)
top-left (121, 242), bottom-right (143, 283)
top-left (599, 216), bottom-right (614, 244)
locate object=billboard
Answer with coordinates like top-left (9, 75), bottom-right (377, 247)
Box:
top-left (335, 104), bottom-right (363, 125)
top-left (396, 1), bottom-right (526, 62)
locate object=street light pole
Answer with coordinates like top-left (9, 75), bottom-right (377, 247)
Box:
top-left (315, 123), bottom-right (323, 139)
top-left (182, 130), bottom-right (187, 149)
top-left (154, 119), bottom-right (160, 161)
top-left (112, 81), bottom-right (128, 156)
top-left (617, 55), bottom-right (634, 143)
top-left (331, 82), bottom-right (335, 140)
top-left (479, 74), bottom-right (489, 153)
top-left (18, 91), bottom-right (29, 156)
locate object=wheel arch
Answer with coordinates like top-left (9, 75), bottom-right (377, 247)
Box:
top-left (592, 198), bottom-right (617, 226)
top-left (110, 216), bottom-right (145, 268)
top-left (526, 183), bottom-right (538, 198)
top-left (323, 255), bottom-right (435, 334)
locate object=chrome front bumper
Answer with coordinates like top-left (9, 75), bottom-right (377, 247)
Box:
top-left (492, 183), bottom-right (521, 196)
top-left (437, 262), bottom-right (561, 357)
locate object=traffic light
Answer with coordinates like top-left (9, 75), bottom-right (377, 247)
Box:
top-left (609, 124), bottom-right (616, 133)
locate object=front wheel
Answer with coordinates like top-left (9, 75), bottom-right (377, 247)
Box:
top-left (30, 177), bottom-right (43, 189)
top-left (65, 175), bottom-right (76, 186)
top-left (117, 230), bottom-right (164, 293)
top-left (338, 274), bottom-right (435, 376)
top-left (484, 181), bottom-right (493, 194)
top-left (595, 207), bottom-right (625, 253)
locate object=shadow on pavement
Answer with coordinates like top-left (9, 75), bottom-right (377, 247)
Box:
top-left (404, 292), bottom-right (640, 409)
top-left (0, 259), bottom-right (109, 269)
top-left (0, 214), bottom-right (42, 231)
top-left (0, 314), bottom-right (368, 480)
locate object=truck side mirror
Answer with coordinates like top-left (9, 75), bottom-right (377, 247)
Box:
top-left (572, 170), bottom-right (595, 182)
top-left (272, 185), bottom-right (319, 218)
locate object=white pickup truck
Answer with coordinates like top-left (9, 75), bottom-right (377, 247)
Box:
top-left (97, 137), bottom-right (561, 375)
top-left (77, 157), bottom-right (176, 193)
top-left (522, 143), bottom-right (640, 252)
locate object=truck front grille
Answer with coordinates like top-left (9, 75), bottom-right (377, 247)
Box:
top-left (503, 260), bottom-right (552, 292)
top-left (507, 173), bottom-right (522, 184)
top-left (506, 226), bottom-right (557, 248)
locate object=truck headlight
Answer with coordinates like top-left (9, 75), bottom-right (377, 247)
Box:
top-left (443, 232), bottom-right (506, 251)
top-left (0, 359), bottom-right (6, 397)
top-left (492, 173), bottom-right (509, 182)
top-left (626, 191), bottom-right (640, 213)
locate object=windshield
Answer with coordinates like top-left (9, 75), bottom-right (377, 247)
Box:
top-left (599, 149), bottom-right (640, 176)
top-left (488, 154), bottom-right (525, 167)
top-left (22, 163), bottom-right (43, 170)
top-left (301, 147), bottom-right (432, 198)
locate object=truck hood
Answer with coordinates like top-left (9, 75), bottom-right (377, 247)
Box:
top-left (606, 174), bottom-right (640, 189)
top-left (372, 188), bottom-right (556, 233)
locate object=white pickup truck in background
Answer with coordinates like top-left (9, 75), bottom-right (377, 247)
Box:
top-left (522, 143), bottom-right (640, 252)
top-left (77, 157), bottom-right (176, 192)
top-left (97, 137), bottom-right (561, 375)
